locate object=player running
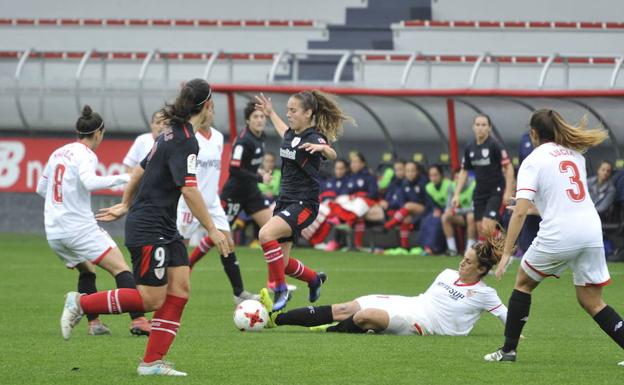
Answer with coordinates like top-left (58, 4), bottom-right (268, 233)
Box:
top-left (176, 99), bottom-right (259, 304)
top-left (123, 111), bottom-right (167, 171)
top-left (37, 105), bottom-right (150, 336)
top-left (484, 109), bottom-right (624, 365)
top-left (60, 79), bottom-right (229, 376)
top-left (260, 236), bottom-right (507, 336)
top-left (255, 91), bottom-right (351, 311)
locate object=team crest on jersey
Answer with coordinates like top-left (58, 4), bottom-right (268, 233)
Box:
top-left (255, 147), bottom-right (262, 154)
top-left (481, 148), bottom-right (489, 158)
top-left (469, 151), bottom-right (474, 158)
top-left (154, 267), bottom-right (165, 280)
top-left (187, 154), bottom-right (197, 174)
top-left (357, 179), bottom-right (364, 187)
top-left (318, 137), bottom-right (326, 144)
top-left (291, 137), bottom-right (301, 148)
top-left (466, 289), bottom-right (475, 298)
top-left (336, 181), bottom-right (342, 188)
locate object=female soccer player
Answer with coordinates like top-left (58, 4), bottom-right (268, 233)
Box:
top-left (255, 90), bottom-right (351, 311)
top-left (484, 109), bottom-right (624, 365)
top-left (260, 235), bottom-right (507, 336)
top-left (452, 114), bottom-right (515, 239)
top-left (61, 79), bottom-right (229, 376)
top-left (38, 105), bottom-right (150, 336)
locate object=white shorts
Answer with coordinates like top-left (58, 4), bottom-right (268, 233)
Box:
top-left (177, 200), bottom-right (230, 247)
top-left (521, 246), bottom-right (611, 286)
top-left (48, 227), bottom-right (117, 268)
top-left (355, 294), bottom-right (431, 336)
top-left (335, 195), bottom-right (372, 218)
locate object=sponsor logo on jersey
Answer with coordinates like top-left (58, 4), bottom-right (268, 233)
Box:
top-left (197, 158), bottom-right (221, 170)
top-left (280, 148), bottom-right (296, 160)
top-left (281, 210), bottom-right (291, 217)
top-left (291, 137), bottom-right (301, 148)
top-left (437, 281), bottom-right (465, 301)
top-left (251, 157), bottom-right (263, 166)
top-left (187, 154), bottom-right (197, 174)
top-left (471, 158), bottom-right (491, 166)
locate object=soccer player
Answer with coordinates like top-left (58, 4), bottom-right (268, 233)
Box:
top-left (254, 91), bottom-right (351, 311)
top-left (37, 105), bottom-right (150, 336)
top-left (260, 235), bottom-right (507, 336)
top-left (484, 109), bottom-right (624, 365)
top-left (452, 114), bottom-right (515, 239)
top-left (442, 172), bottom-right (477, 256)
top-left (60, 79), bottom-right (229, 376)
top-left (176, 100), bottom-right (258, 304)
top-left (123, 111), bottom-right (167, 171)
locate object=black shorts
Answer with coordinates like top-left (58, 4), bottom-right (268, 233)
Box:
top-left (473, 191), bottom-right (504, 222)
top-left (220, 183), bottom-right (270, 224)
top-left (128, 239), bottom-right (188, 286)
top-left (274, 200), bottom-right (318, 243)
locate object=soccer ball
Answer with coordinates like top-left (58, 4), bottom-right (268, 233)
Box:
top-left (233, 300), bottom-right (268, 331)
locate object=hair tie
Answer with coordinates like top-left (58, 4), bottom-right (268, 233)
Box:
top-left (77, 119), bottom-right (104, 134)
top-left (195, 89), bottom-right (212, 106)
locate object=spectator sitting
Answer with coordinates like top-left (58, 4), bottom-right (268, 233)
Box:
top-left (378, 160), bottom-right (406, 213)
top-left (416, 165), bottom-right (452, 255)
top-left (257, 151), bottom-right (281, 201)
top-left (588, 160), bottom-right (616, 220)
top-left (442, 172), bottom-right (477, 256)
top-left (320, 158), bottom-right (351, 202)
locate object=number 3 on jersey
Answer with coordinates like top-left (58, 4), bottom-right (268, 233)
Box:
top-left (53, 164), bottom-right (66, 203)
top-left (559, 160), bottom-right (586, 202)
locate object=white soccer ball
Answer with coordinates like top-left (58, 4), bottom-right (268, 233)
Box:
top-left (233, 300), bottom-right (268, 331)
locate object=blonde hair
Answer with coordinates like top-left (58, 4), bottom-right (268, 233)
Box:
top-left (472, 227), bottom-right (513, 277)
top-left (530, 109), bottom-right (608, 153)
top-left (293, 90), bottom-right (354, 142)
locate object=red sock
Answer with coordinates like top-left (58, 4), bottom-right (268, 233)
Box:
top-left (309, 221), bottom-right (332, 246)
top-left (143, 295), bottom-right (188, 363)
top-left (262, 240), bottom-right (285, 287)
top-left (400, 223), bottom-right (411, 249)
top-left (285, 257), bottom-right (317, 283)
top-left (189, 236), bottom-right (214, 268)
top-left (328, 202), bottom-right (358, 224)
top-left (80, 289), bottom-right (145, 314)
top-left (354, 219), bottom-right (366, 248)
top-left (385, 207), bottom-right (409, 229)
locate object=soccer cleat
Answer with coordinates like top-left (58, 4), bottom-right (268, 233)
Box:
top-left (483, 348), bottom-right (517, 362)
top-left (445, 249), bottom-right (459, 257)
top-left (137, 360), bottom-right (187, 376)
top-left (409, 247), bottom-right (424, 256)
top-left (324, 240), bottom-right (341, 252)
top-left (259, 288), bottom-right (280, 328)
top-left (308, 272), bottom-right (327, 303)
top-left (272, 284), bottom-right (290, 312)
top-left (309, 323), bottom-right (337, 332)
top-left (618, 360), bottom-right (624, 367)
top-left (234, 290), bottom-right (261, 305)
top-left (130, 316), bottom-right (151, 336)
top-left (61, 291), bottom-right (84, 340)
top-left (87, 319), bottom-right (111, 336)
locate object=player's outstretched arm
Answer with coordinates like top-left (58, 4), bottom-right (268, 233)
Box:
top-left (95, 166), bottom-right (143, 222)
top-left (255, 93), bottom-right (288, 138)
top-left (181, 186), bottom-right (230, 256)
top-left (79, 159), bottom-right (130, 191)
top-left (300, 143), bottom-right (337, 160)
top-left (495, 198), bottom-right (530, 280)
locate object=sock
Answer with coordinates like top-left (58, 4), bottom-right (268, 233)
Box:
top-left (309, 221), bottom-right (332, 246)
top-left (189, 236), bottom-right (214, 268)
top-left (502, 289), bottom-right (532, 352)
top-left (80, 288), bottom-right (145, 315)
top-left (285, 257), bottom-right (317, 284)
top-left (221, 253), bottom-right (244, 296)
top-left (446, 237), bottom-right (457, 252)
top-left (78, 272), bottom-right (98, 321)
top-left (593, 305), bottom-right (624, 349)
top-left (275, 305), bottom-right (333, 327)
top-left (399, 223), bottom-right (411, 249)
top-left (354, 219), bottom-right (366, 248)
top-left (262, 240), bottom-right (285, 287)
top-left (328, 202), bottom-right (357, 225)
top-left (114, 271), bottom-right (145, 321)
top-left (143, 295), bottom-right (188, 363)
top-left (466, 238), bottom-right (476, 250)
top-left (385, 207), bottom-right (408, 230)
top-left (326, 315), bottom-right (366, 334)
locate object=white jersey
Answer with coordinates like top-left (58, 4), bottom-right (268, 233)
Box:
top-left (177, 127), bottom-right (224, 211)
top-left (123, 132), bottom-right (154, 168)
top-left (516, 142), bottom-right (603, 252)
top-left (36, 142), bottom-right (130, 240)
top-left (416, 269), bottom-right (506, 336)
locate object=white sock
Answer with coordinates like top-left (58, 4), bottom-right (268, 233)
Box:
top-left (446, 238), bottom-right (457, 252)
top-left (466, 239), bottom-right (476, 250)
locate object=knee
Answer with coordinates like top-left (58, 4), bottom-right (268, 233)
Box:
top-left (258, 227), bottom-right (274, 244)
top-left (142, 293), bottom-right (166, 312)
top-left (352, 311), bottom-right (371, 327)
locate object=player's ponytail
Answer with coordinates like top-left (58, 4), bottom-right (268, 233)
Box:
top-left (76, 104), bottom-right (104, 139)
top-left (530, 109), bottom-right (608, 153)
top-left (293, 90), bottom-right (354, 142)
top-left (473, 226), bottom-right (510, 277)
top-left (161, 78), bottom-right (212, 127)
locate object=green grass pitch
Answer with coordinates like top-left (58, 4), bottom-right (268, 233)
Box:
top-left (1, 233), bottom-right (623, 385)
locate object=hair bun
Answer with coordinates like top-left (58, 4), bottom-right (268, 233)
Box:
top-left (82, 105), bottom-right (93, 118)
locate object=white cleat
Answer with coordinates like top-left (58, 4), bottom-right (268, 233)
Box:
top-left (234, 290), bottom-right (261, 305)
top-left (137, 360), bottom-right (187, 376)
top-left (483, 348), bottom-right (517, 362)
top-left (61, 291), bottom-right (84, 340)
top-left (618, 360), bottom-right (624, 367)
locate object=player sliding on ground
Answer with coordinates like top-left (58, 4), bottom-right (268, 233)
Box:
top-left (260, 236), bottom-right (508, 336)
top-left (484, 109), bottom-right (624, 365)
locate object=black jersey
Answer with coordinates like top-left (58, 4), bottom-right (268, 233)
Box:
top-left (225, 127), bottom-right (265, 186)
top-left (278, 127), bottom-right (327, 205)
top-left (125, 123), bottom-right (199, 247)
top-left (461, 135), bottom-right (510, 198)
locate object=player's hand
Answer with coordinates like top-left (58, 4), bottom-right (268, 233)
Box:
top-left (254, 93), bottom-right (273, 117)
top-left (451, 195), bottom-right (460, 209)
top-left (95, 203), bottom-right (128, 222)
top-left (495, 254), bottom-right (512, 280)
top-left (208, 228), bottom-right (230, 256)
top-left (258, 168), bottom-right (272, 184)
top-left (300, 143), bottom-right (327, 154)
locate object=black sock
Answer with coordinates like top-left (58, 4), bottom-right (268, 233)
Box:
top-left (275, 305), bottom-right (333, 327)
top-left (326, 315), bottom-right (366, 334)
top-left (221, 253), bottom-right (244, 296)
top-left (78, 272), bottom-right (98, 321)
top-left (593, 305), bottom-right (624, 349)
top-left (503, 289), bottom-right (532, 352)
top-left (114, 271), bottom-right (144, 320)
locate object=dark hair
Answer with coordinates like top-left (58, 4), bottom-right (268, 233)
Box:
top-left (472, 229), bottom-right (512, 278)
top-left (428, 164), bottom-right (444, 176)
top-left (292, 90), bottom-right (353, 142)
top-left (264, 151), bottom-right (276, 160)
top-left (473, 113), bottom-right (492, 126)
top-left (161, 78), bottom-right (212, 127)
top-left (394, 159), bottom-right (406, 166)
top-left (349, 151), bottom-right (367, 166)
top-left (335, 158), bottom-right (349, 168)
top-left (76, 105), bottom-right (104, 139)
top-left (244, 100), bottom-right (258, 122)
top-left (530, 109), bottom-right (608, 153)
